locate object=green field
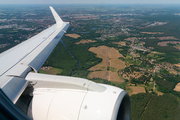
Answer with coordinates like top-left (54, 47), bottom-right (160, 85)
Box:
top-left (39, 67), bottom-right (63, 75)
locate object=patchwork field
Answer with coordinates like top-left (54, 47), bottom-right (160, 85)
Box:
top-left (75, 39), bottom-right (97, 44)
top-left (175, 63), bottom-right (180, 68)
top-left (174, 82), bottom-right (180, 92)
top-left (65, 33), bottom-right (81, 39)
top-left (124, 37), bottom-right (137, 41)
top-left (128, 86), bottom-right (146, 96)
top-left (88, 45), bottom-right (126, 83)
top-left (140, 32), bottom-right (164, 34)
top-left (112, 41), bottom-right (126, 46)
top-left (121, 71), bottom-right (142, 80)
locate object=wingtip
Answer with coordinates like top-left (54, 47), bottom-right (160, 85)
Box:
top-left (49, 6), bottom-right (63, 24)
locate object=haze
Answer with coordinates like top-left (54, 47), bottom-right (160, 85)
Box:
top-left (1, 0), bottom-right (180, 4)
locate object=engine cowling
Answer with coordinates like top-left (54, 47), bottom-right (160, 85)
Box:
top-left (26, 72), bottom-right (130, 120)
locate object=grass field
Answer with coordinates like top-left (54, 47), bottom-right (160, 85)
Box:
top-left (39, 67), bottom-right (63, 75)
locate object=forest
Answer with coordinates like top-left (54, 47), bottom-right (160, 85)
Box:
top-left (131, 93), bottom-right (180, 120)
top-left (153, 69), bottom-right (180, 97)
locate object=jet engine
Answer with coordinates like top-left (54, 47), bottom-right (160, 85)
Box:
top-left (25, 72), bottom-right (130, 120)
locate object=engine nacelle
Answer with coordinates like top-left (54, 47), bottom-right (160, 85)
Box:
top-left (26, 72), bottom-right (130, 120)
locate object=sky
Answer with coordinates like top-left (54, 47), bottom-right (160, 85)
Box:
top-left (1, 0), bottom-right (180, 4)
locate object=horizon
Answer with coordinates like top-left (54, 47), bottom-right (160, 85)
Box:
top-left (1, 3), bottom-right (180, 5)
top-left (1, 0), bottom-right (180, 5)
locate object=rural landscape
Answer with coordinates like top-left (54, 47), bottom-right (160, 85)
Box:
top-left (1, 4), bottom-right (180, 119)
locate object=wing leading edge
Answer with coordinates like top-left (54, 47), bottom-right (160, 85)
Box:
top-left (0, 7), bottom-right (69, 103)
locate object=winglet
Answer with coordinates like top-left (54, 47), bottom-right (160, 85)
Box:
top-left (49, 6), bottom-right (63, 25)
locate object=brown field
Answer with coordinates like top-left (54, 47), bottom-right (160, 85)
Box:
top-left (147, 53), bottom-right (154, 57)
top-left (109, 71), bottom-right (124, 83)
top-left (156, 91), bottom-right (164, 96)
top-left (89, 71), bottom-right (109, 80)
top-left (175, 63), bottom-right (180, 68)
top-left (121, 71), bottom-right (142, 80)
top-left (75, 39), bottom-right (97, 44)
top-left (124, 37), bottom-right (137, 41)
top-left (151, 51), bottom-right (164, 55)
top-left (88, 71), bottom-right (124, 83)
top-left (89, 46), bottom-right (125, 71)
top-left (88, 46), bottom-right (126, 83)
top-left (128, 86), bottom-right (146, 96)
top-left (65, 34), bottom-right (81, 39)
top-left (174, 83), bottom-right (180, 92)
top-left (140, 32), bottom-right (164, 34)
top-left (112, 41), bottom-right (126, 46)
top-left (169, 70), bottom-right (177, 74)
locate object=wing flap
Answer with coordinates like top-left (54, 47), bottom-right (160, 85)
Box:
top-left (1, 76), bottom-right (28, 103)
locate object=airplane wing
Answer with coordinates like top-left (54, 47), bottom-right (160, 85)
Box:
top-left (0, 6), bottom-right (69, 103)
top-left (0, 7), bottom-right (130, 120)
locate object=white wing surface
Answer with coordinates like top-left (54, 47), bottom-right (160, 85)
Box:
top-left (0, 6), bottom-right (69, 103)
